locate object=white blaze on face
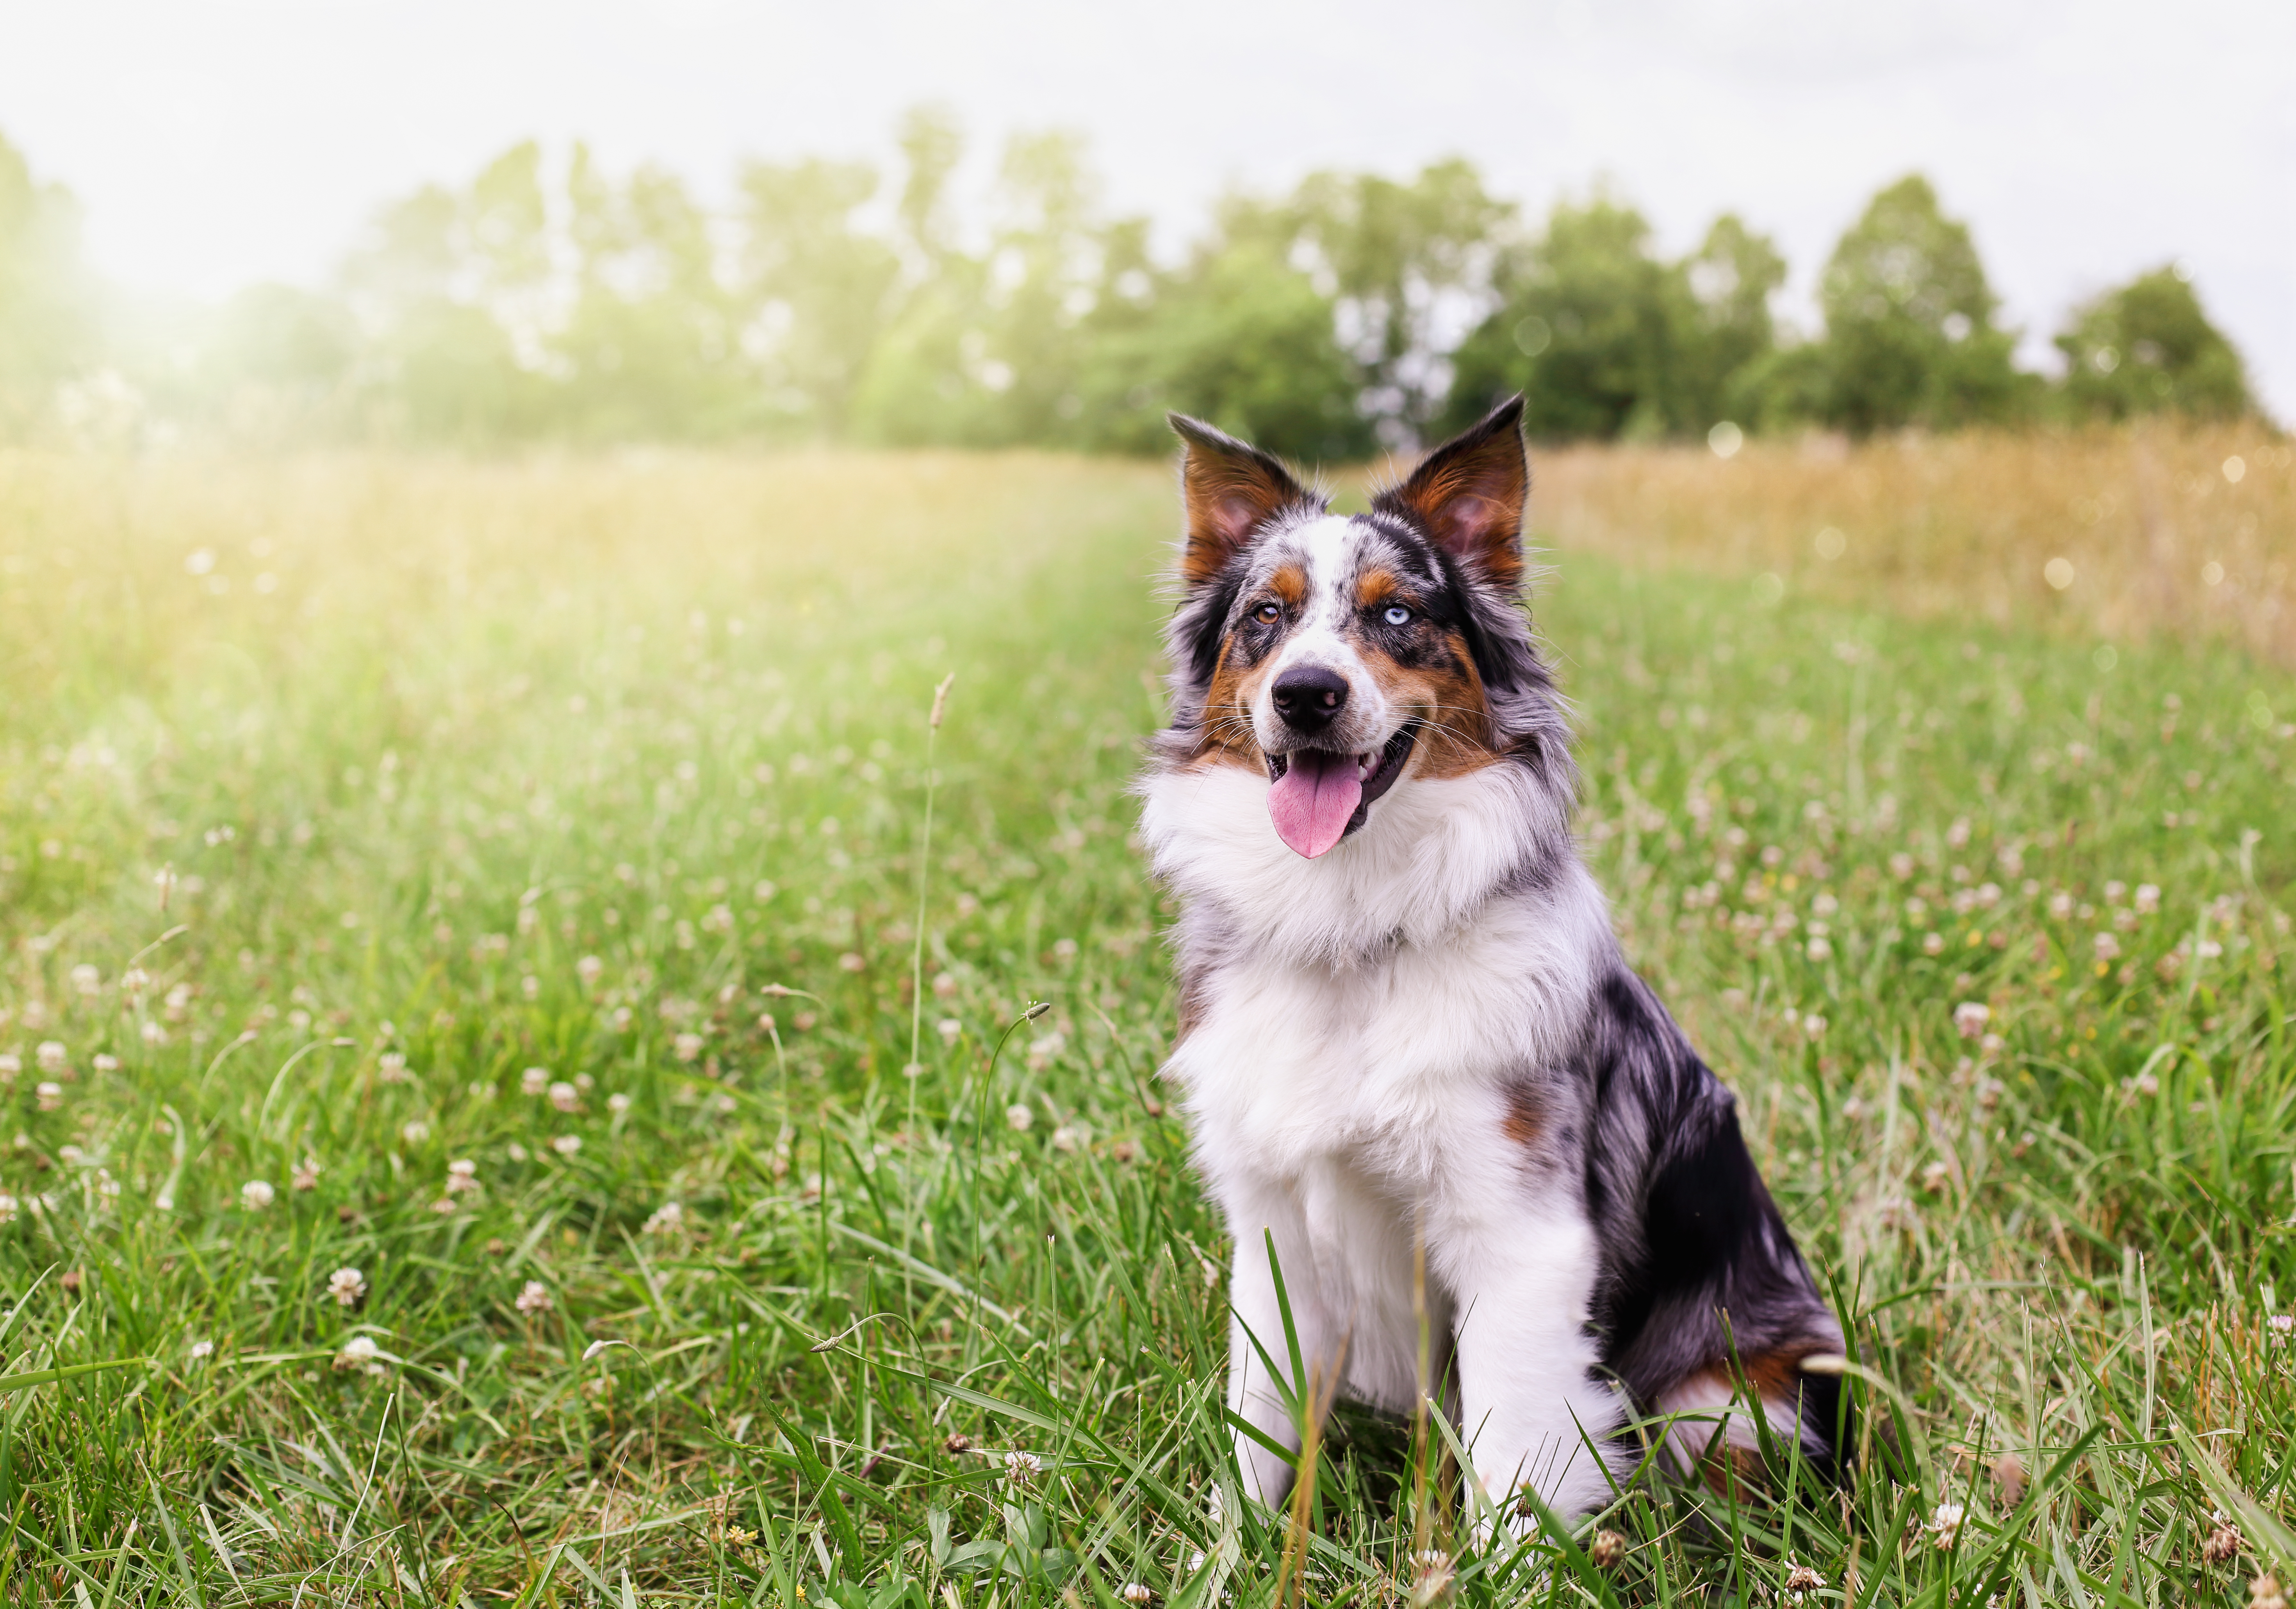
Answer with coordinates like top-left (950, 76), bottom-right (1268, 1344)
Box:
top-left (1251, 516), bottom-right (1394, 754)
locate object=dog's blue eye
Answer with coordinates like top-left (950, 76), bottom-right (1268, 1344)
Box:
top-left (1383, 605), bottom-right (1412, 626)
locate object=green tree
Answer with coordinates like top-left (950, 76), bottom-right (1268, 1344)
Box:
top-left (1813, 174), bottom-right (2025, 433)
top-left (1289, 160), bottom-right (1512, 442)
top-left (1674, 214), bottom-right (1787, 431)
top-left (736, 157), bottom-right (900, 435)
top-left (558, 151), bottom-right (753, 441)
top-left (1067, 211), bottom-right (1372, 463)
top-left (2054, 265), bottom-right (2251, 422)
top-left (0, 129), bottom-right (100, 430)
top-left (1442, 194), bottom-right (1682, 440)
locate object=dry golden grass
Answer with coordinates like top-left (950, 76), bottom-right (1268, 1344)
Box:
top-left (1528, 422), bottom-right (2294, 663)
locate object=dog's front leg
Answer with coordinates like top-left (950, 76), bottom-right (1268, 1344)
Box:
top-left (1221, 1205), bottom-right (1332, 1511)
top-left (1443, 1208), bottom-right (1626, 1524)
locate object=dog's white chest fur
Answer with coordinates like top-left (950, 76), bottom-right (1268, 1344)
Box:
top-left (1141, 760), bottom-right (1628, 1514)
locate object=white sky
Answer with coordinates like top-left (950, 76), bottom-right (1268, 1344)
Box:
top-left (5, 0), bottom-right (2292, 415)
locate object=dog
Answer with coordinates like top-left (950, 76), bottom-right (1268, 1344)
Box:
top-left (1136, 397), bottom-right (1845, 1522)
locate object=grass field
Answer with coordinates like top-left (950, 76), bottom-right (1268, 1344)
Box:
top-left (1, 432), bottom-right (2293, 1606)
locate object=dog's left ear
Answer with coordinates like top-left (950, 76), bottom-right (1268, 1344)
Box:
top-left (1373, 396), bottom-right (1528, 591)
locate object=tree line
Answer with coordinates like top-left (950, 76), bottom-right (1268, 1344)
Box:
top-left (0, 110), bottom-right (2262, 457)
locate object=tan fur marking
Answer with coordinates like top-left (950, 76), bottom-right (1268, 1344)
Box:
top-left (1500, 1085), bottom-right (1542, 1149)
top-left (1353, 569), bottom-right (1403, 610)
top-left (1353, 628), bottom-right (1503, 780)
top-left (1194, 636), bottom-right (1270, 771)
top-left (1268, 565), bottom-right (1308, 608)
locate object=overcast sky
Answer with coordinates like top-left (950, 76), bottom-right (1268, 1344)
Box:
top-left (5, 0), bottom-right (2291, 415)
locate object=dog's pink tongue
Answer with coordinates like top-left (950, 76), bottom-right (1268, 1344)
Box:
top-left (1268, 749), bottom-right (1362, 859)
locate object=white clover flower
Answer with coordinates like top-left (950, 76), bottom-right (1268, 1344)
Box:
top-left (141, 1021), bottom-right (166, 1046)
top-left (188, 1338), bottom-right (214, 1361)
top-left (1003, 1449), bottom-right (1042, 1482)
top-left (576, 955), bottom-right (605, 988)
top-left (292, 1156), bottom-right (321, 1191)
top-left (521, 1067), bottom-right (550, 1096)
top-left (327, 1267), bottom-right (367, 1306)
top-left (1922, 931), bottom-right (1946, 956)
top-left (1953, 1001), bottom-right (1989, 1038)
top-left (549, 1081), bottom-right (579, 1113)
top-left (36, 1042), bottom-right (66, 1075)
top-left (377, 1053), bottom-right (413, 1084)
top-left (937, 1017), bottom-right (963, 1045)
top-left (514, 1280), bottom-right (553, 1314)
top-left (240, 1179), bottom-right (275, 1209)
top-left (1805, 936), bottom-right (1833, 961)
top-left (673, 1032), bottom-right (704, 1063)
top-left (2134, 883), bottom-right (2161, 915)
top-left (92, 1054), bottom-right (119, 1073)
top-left (1119, 1585), bottom-right (1154, 1605)
top-left (0, 1053), bottom-right (17, 1080)
top-left (1802, 1013), bottom-right (1827, 1040)
top-left (1051, 1124), bottom-right (1084, 1153)
top-left (551, 1135), bottom-right (581, 1156)
top-left (606, 1092), bottom-right (632, 1117)
top-left (0, 1193), bottom-right (16, 1224)
top-left (35, 1082), bottom-right (62, 1111)
top-left (643, 1200), bottom-right (683, 1234)
top-left (1005, 1104), bottom-right (1034, 1131)
top-left (446, 1158), bottom-right (479, 1193)
top-left (2094, 932), bottom-right (2122, 961)
top-left (401, 1120), bottom-right (430, 1145)
top-left (333, 1334), bottom-right (383, 1373)
top-left (2268, 1313), bottom-right (2293, 1346)
top-left (1927, 1501), bottom-right (1965, 1548)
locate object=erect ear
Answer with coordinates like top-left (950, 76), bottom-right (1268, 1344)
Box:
top-left (1372, 396), bottom-right (1529, 590)
top-left (1169, 414), bottom-right (1318, 586)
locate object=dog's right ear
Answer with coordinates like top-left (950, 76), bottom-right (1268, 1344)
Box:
top-left (1169, 414), bottom-right (1315, 586)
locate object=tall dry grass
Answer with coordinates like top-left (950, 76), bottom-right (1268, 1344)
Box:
top-left (1528, 422), bottom-right (2294, 663)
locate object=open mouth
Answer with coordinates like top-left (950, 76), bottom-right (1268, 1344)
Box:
top-left (1264, 722), bottom-right (1419, 858)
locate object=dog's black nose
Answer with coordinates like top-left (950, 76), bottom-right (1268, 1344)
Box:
top-left (1271, 665), bottom-right (1350, 730)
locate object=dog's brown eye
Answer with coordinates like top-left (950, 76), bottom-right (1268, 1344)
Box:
top-left (1253, 602), bottom-right (1281, 624)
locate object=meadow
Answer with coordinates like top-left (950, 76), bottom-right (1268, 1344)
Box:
top-left (0, 426), bottom-right (2292, 1607)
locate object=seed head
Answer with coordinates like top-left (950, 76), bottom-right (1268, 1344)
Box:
top-left (1589, 1529), bottom-right (1626, 1568)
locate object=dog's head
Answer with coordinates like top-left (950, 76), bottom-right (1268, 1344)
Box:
top-left (1161, 398), bottom-right (1558, 858)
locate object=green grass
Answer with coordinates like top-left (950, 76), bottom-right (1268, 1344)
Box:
top-left (0, 446), bottom-right (2292, 1606)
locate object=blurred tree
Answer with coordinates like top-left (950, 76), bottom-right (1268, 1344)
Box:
top-left (341, 153), bottom-right (549, 441)
top-left (1813, 174), bottom-right (2025, 433)
top-left (2054, 265), bottom-right (2251, 421)
top-left (1442, 194), bottom-right (1683, 440)
top-left (1067, 205), bottom-right (1372, 462)
top-left (1289, 160), bottom-right (1512, 444)
top-left (1674, 214), bottom-right (1787, 431)
top-left (0, 128), bottom-right (101, 431)
top-left (558, 152), bottom-right (754, 440)
top-left (736, 157), bottom-right (900, 434)
top-left (895, 104), bottom-right (966, 269)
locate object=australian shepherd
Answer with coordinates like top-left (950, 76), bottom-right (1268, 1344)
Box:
top-left (1137, 397), bottom-right (1846, 1522)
